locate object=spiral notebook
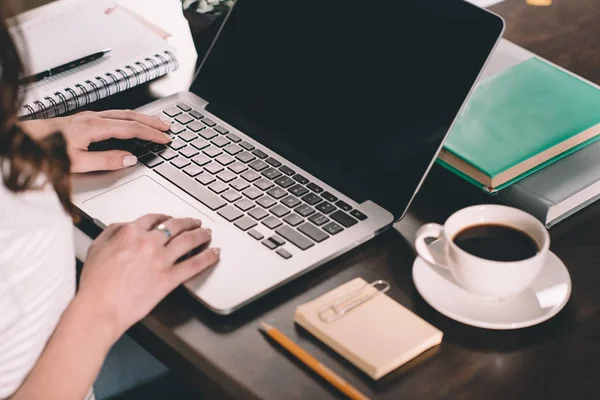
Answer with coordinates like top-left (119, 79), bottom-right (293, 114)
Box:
top-left (12, 0), bottom-right (178, 120)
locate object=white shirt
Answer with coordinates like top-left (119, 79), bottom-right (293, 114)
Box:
top-left (0, 178), bottom-right (80, 399)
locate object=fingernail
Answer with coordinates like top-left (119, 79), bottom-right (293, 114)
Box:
top-left (195, 219), bottom-right (203, 226)
top-left (162, 133), bottom-right (172, 141)
top-left (203, 228), bottom-right (212, 236)
top-left (212, 247), bottom-right (221, 256)
top-left (123, 155), bottom-right (137, 167)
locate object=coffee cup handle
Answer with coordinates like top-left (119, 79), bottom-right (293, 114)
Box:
top-left (415, 223), bottom-right (450, 270)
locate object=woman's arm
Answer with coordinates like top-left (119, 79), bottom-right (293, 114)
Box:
top-left (10, 214), bottom-right (219, 400)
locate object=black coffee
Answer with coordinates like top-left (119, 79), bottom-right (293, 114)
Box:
top-left (453, 224), bottom-right (539, 262)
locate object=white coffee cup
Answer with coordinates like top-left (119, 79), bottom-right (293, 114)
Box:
top-left (414, 204), bottom-right (550, 299)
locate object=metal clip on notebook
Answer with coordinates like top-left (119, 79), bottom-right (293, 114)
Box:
top-left (318, 280), bottom-right (390, 323)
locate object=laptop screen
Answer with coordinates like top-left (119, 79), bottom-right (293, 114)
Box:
top-left (190, 0), bottom-right (503, 219)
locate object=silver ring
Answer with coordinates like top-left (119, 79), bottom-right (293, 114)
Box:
top-left (155, 223), bottom-right (172, 239)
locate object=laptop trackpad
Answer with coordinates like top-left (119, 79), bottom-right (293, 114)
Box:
top-left (83, 175), bottom-right (213, 226)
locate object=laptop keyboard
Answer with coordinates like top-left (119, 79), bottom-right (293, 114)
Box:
top-left (111, 102), bottom-right (368, 259)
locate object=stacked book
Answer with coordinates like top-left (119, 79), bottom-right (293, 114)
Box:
top-left (438, 39), bottom-right (600, 227)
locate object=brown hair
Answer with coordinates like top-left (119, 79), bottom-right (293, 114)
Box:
top-left (0, 4), bottom-right (75, 217)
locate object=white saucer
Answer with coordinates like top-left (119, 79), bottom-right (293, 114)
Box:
top-left (412, 251), bottom-right (572, 330)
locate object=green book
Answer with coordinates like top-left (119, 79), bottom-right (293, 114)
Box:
top-left (437, 57), bottom-right (600, 192)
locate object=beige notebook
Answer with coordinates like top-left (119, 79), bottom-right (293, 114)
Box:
top-left (294, 278), bottom-right (443, 380)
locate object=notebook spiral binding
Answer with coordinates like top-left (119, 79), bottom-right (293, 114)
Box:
top-left (21, 50), bottom-right (178, 120)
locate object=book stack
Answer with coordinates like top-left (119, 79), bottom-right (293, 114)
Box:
top-left (438, 39), bottom-right (600, 227)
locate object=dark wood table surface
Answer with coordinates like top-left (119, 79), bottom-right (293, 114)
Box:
top-left (78, 0), bottom-right (600, 398)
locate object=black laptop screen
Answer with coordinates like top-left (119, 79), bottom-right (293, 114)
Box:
top-left (190, 0), bottom-right (503, 219)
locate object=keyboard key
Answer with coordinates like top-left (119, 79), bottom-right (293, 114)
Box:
top-left (283, 213), bottom-right (304, 227)
top-left (200, 129), bottom-right (218, 140)
top-left (212, 136), bottom-right (230, 148)
top-left (189, 109), bottom-right (204, 119)
top-left (235, 198), bottom-right (255, 211)
top-left (209, 181), bottom-right (229, 194)
top-left (226, 133), bottom-right (241, 143)
top-left (230, 178), bottom-right (250, 191)
top-left (295, 204), bottom-right (315, 217)
top-left (235, 216), bottom-right (257, 231)
top-left (289, 184), bottom-right (309, 197)
top-left (175, 114), bottom-right (194, 125)
top-left (249, 160), bottom-right (269, 171)
top-left (183, 164), bottom-right (202, 177)
top-left (179, 146), bottom-right (199, 158)
top-left (218, 206), bottom-right (243, 222)
top-left (335, 200), bottom-right (352, 211)
top-left (321, 191), bottom-right (338, 202)
top-left (257, 195), bottom-right (277, 209)
top-left (203, 147), bottom-right (222, 158)
top-left (309, 213), bottom-right (330, 226)
top-left (267, 187), bottom-right (287, 199)
top-left (202, 117), bottom-right (216, 127)
top-left (252, 149), bottom-right (268, 159)
top-left (243, 187), bottom-right (262, 200)
top-left (129, 145), bottom-right (149, 158)
top-left (241, 170), bottom-right (261, 182)
top-left (159, 148), bottom-right (178, 160)
top-left (262, 167), bottom-right (282, 180)
top-left (255, 178), bottom-right (274, 191)
top-left (228, 162), bottom-right (248, 174)
top-left (222, 190), bottom-right (242, 202)
top-left (281, 195), bottom-right (302, 208)
top-left (248, 229), bottom-right (264, 240)
top-left (316, 201), bottom-right (336, 214)
top-left (192, 154), bottom-right (211, 166)
top-left (301, 193), bottom-right (322, 206)
top-left (140, 153), bottom-right (163, 168)
top-left (191, 138), bottom-right (210, 150)
top-left (307, 182), bottom-right (323, 193)
top-left (204, 162), bottom-right (224, 174)
top-left (249, 207), bottom-right (269, 220)
top-left (293, 174), bottom-right (309, 184)
top-left (169, 139), bottom-right (186, 150)
top-left (262, 239), bottom-right (277, 250)
top-left (262, 216), bottom-right (282, 230)
top-left (171, 157), bottom-right (190, 169)
top-left (179, 130), bottom-right (197, 142)
top-left (169, 123), bottom-right (186, 134)
top-left (154, 163), bottom-right (226, 210)
top-left (350, 209), bottom-right (368, 221)
top-left (270, 235), bottom-right (286, 246)
top-left (212, 125), bottom-right (227, 134)
top-left (177, 102), bottom-right (191, 111)
top-left (216, 154), bottom-right (235, 166)
top-left (236, 152), bottom-right (256, 164)
top-left (217, 170), bottom-right (236, 183)
top-left (330, 210), bottom-right (358, 228)
top-left (196, 173), bottom-right (215, 185)
top-left (279, 165), bottom-right (295, 176)
top-left (266, 157), bottom-right (282, 167)
top-left (275, 226), bottom-right (314, 250)
top-left (298, 222), bottom-right (329, 243)
top-left (270, 204), bottom-right (290, 218)
top-left (240, 141), bottom-right (255, 151)
top-left (147, 142), bottom-right (167, 152)
top-left (163, 107), bottom-right (181, 117)
top-left (274, 176), bottom-right (295, 188)
top-left (224, 144), bottom-right (243, 155)
top-left (323, 222), bottom-right (344, 235)
top-left (276, 248), bottom-right (292, 259)
top-left (187, 120), bottom-right (205, 132)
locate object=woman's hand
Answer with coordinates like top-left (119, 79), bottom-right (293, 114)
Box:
top-left (20, 109), bottom-right (171, 173)
top-left (76, 214), bottom-right (219, 341)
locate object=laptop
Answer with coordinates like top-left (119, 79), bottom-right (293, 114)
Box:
top-left (71, 0), bottom-right (504, 314)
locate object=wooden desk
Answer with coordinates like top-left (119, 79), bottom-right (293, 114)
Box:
top-left (78, 0), bottom-right (600, 398)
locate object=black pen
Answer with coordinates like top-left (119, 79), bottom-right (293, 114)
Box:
top-left (19, 48), bottom-right (111, 85)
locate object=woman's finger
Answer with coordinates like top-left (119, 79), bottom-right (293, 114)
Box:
top-left (95, 109), bottom-right (170, 131)
top-left (81, 115), bottom-right (171, 144)
top-left (149, 217), bottom-right (203, 246)
top-left (164, 227), bottom-right (212, 264)
top-left (168, 247), bottom-right (220, 286)
top-left (133, 213), bottom-right (172, 230)
top-left (70, 149), bottom-right (138, 173)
